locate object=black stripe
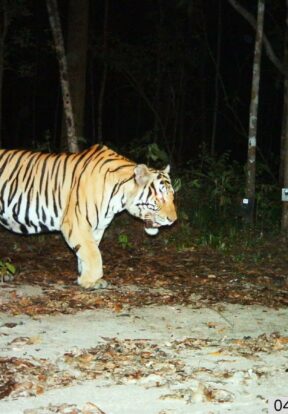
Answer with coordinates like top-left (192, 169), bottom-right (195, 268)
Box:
top-left (24, 184), bottom-right (34, 225)
top-left (70, 149), bottom-right (91, 184)
top-left (0, 152), bottom-right (14, 175)
top-left (8, 177), bottom-right (19, 205)
top-left (109, 163), bottom-right (135, 173)
top-left (22, 152), bottom-right (38, 181)
top-left (8, 151), bottom-right (31, 181)
top-left (57, 185), bottom-right (62, 210)
top-left (62, 154), bottom-right (70, 186)
top-left (90, 148), bottom-right (110, 174)
top-left (52, 191), bottom-right (58, 217)
top-left (94, 204), bottom-right (99, 230)
top-left (39, 223), bottom-right (49, 232)
top-left (36, 192), bottom-right (40, 218)
top-left (74, 149), bottom-right (100, 213)
top-left (20, 224), bottom-right (28, 234)
top-left (12, 194), bottom-right (23, 223)
top-left (50, 153), bottom-right (62, 179)
top-left (39, 154), bottom-right (50, 193)
top-left (99, 158), bottom-right (120, 172)
top-left (42, 207), bottom-right (46, 223)
top-left (0, 180), bottom-right (8, 204)
top-left (85, 202), bottom-right (92, 227)
top-left (45, 170), bottom-right (49, 206)
top-left (104, 183), bottom-right (118, 218)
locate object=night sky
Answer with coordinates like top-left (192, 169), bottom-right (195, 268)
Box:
top-left (1, 0), bottom-right (285, 165)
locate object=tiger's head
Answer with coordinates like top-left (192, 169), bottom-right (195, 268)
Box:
top-left (127, 164), bottom-right (177, 235)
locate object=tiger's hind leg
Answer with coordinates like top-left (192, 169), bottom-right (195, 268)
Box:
top-left (61, 221), bottom-right (107, 289)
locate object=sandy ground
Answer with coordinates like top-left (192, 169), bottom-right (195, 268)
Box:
top-left (0, 284), bottom-right (288, 414)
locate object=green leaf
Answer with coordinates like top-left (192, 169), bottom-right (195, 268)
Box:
top-left (172, 177), bottom-right (182, 193)
top-left (5, 262), bottom-right (16, 274)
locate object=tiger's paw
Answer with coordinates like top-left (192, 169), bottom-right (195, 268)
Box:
top-left (77, 275), bottom-right (109, 290)
top-left (91, 279), bottom-right (109, 290)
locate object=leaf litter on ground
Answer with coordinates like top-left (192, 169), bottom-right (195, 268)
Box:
top-left (0, 225), bottom-right (287, 412)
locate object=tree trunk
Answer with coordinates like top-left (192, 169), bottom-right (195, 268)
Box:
top-left (46, 0), bottom-right (78, 152)
top-left (244, 0), bottom-right (265, 225)
top-left (281, 0), bottom-right (288, 233)
top-left (64, 0), bottom-right (89, 147)
top-left (97, 0), bottom-right (109, 144)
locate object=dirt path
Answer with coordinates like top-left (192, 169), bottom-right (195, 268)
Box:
top-left (0, 227), bottom-right (288, 413)
top-left (1, 284), bottom-right (288, 414)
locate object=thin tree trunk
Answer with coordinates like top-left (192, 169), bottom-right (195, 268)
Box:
top-left (64, 0), bottom-right (89, 147)
top-left (211, 0), bottom-right (222, 156)
top-left (245, 0), bottom-right (265, 225)
top-left (281, 0), bottom-right (288, 232)
top-left (46, 0), bottom-right (78, 152)
top-left (97, 0), bottom-right (109, 144)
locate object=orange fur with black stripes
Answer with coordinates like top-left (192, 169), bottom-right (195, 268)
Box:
top-left (0, 144), bottom-right (177, 288)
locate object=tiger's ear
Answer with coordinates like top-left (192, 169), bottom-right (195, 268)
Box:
top-left (163, 165), bottom-right (170, 174)
top-left (134, 164), bottom-right (150, 185)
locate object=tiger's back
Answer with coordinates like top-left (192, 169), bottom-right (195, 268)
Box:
top-left (0, 145), bottom-right (126, 234)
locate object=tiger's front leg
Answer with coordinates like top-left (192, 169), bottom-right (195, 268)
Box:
top-left (77, 240), bottom-right (108, 289)
top-left (61, 222), bottom-right (107, 289)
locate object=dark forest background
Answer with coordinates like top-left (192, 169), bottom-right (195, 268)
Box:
top-left (1, 0), bottom-right (284, 158)
top-left (0, 0), bottom-right (287, 245)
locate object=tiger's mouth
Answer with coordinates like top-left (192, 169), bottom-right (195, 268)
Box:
top-left (144, 219), bottom-right (160, 236)
top-left (144, 219), bottom-right (161, 229)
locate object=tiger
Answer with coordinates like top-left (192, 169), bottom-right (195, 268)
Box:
top-left (0, 144), bottom-right (177, 289)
